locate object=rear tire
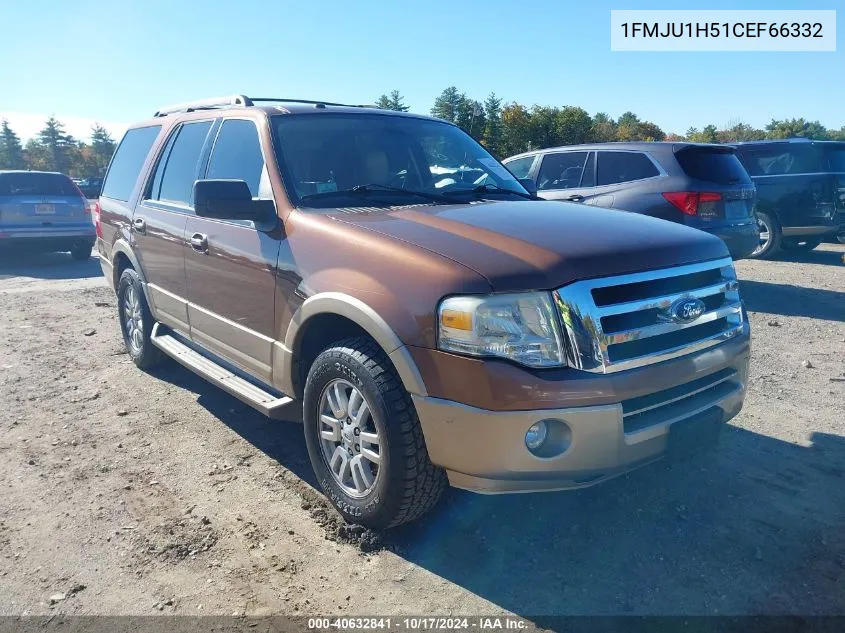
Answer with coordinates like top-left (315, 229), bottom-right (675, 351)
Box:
top-left (302, 336), bottom-right (446, 529)
top-left (117, 268), bottom-right (162, 370)
top-left (750, 211), bottom-right (781, 259)
top-left (70, 242), bottom-right (93, 261)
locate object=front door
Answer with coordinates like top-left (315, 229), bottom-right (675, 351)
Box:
top-left (534, 151), bottom-right (616, 208)
top-left (184, 118), bottom-right (281, 384)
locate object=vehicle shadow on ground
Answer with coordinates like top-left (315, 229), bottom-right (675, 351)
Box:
top-left (150, 356), bottom-right (845, 617)
top-left (768, 245), bottom-right (844, 267)
top-left (0, 249), bottom-right (100, 281)
top-left (389, 426), bottom-right (845, 617)
top-left (148, 362), bottom-right (317, 486)
top-left (739, 279), bottom-right (845, 322)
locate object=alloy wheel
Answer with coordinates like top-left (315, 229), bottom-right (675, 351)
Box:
top-left (318, 379), bottom-right (381, 498)
top-left (752, 214), bottom-right (772, 257)
top-left (123, 285), bottom-right (144, 353)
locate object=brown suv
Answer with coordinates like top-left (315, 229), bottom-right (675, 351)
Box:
top-left (96, 95), bottom-right (751, 529)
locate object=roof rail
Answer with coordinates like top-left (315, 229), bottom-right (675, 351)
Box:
top-left (153, 95), bottom-right (379, 117)
top-left (154, 95), bottom-right (252, 117)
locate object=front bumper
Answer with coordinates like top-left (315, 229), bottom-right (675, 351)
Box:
top-left (410, 329), bottom-right (750, 493)
top-left (703, 223), bottom-right (759, 260)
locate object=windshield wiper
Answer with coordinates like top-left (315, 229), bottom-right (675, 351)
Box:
top-left (443, 183), bottom-right (535, 200)
top-left (471, 184), bottom-right (536, 200)
top-left (300, 183), bottom-right (456, 205)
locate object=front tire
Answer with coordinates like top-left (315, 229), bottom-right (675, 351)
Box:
top-left (117, 268), bottom-right (162, 370)
top-left (303, 336), bottom-right (446, 529)
top-left (750, 211), bottom-right (781, 259)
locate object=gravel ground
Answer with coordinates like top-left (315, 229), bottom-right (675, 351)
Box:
top-left (0, 244), bottom-right (843, 619)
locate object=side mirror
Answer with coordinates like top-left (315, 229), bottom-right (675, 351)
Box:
top-left (193, 179), bottom-right (275, 222)
top-left (518, 178), bottom-right (538, 197)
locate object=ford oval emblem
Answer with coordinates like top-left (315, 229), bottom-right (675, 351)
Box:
top-left (670, 297), bottom-right (705, 323)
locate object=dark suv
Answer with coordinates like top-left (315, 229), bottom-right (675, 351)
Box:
top-left (504, 142), bottom-right (759, 260)
top-left (96, 95), bottom-right (750, 529)
top-left (732, 139), bottom-right (845, 257)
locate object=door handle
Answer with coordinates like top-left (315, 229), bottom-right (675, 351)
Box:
top-left (189, 232), bottom-right (208, 253)
top-left (565, 194), bottom-right (584, 202)
top-left (132, 217), bottom-right (146, 233)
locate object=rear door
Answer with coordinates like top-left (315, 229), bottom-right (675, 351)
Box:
top-left (133, 119), bottom-right (215, 334)
top-left (0, 172), bottom-right (89, 232)
top-left (819, 142), bottom-right (845, 225)
top-left (736, 143), bottom-right (830, 229)
top-left (184, 117), bottom-right (281, 383)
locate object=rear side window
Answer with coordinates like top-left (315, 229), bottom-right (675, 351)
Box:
top-left (154, 121), bottom-right (214, 206)
top-left (737, 145), bottom-right (823, 176)
top-left (537, 152), bottom-right (589, 190)
top-left (0, 172), bottom-right (78, 196)
top-left (504, 156), bottom-right (535, 180)
top-left (101, 126), bottom-right (161, 201)
top-left (675, 148), bottom-right (751, 185)
top-left (597, 151), bottom-right (659, 186)
top-left (206, 119), bottom-right (265, 196)
top-left (821, 144), bottom-right (845, 171)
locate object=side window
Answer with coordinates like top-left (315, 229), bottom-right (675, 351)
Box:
top-left (597, 151), bottom-right (659, 186)
top-left (739, 145), bottom-right (823, 176)
top-left (536, 152), bottom-right (589, 191)
top-left (206, 119), bottom-right (266, 196)
top-left (101, 126), bottom-right (161, 201)
top-left (504, 156), bottom-right (535, 180)
top-left (153, 121), bottom-right (213, 206)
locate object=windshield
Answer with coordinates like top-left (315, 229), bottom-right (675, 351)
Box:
top-left (675, 148), bottom-right (751, 185)
top-left (271, 113), bottom-right (527, 207)
top-left (0, 172), bottom-right (79, 197)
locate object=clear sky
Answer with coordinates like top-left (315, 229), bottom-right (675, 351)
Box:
top-left (0, 0), bottom-right (842, 142)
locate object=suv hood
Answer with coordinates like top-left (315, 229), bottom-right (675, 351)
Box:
top-left (328, 200), bottom-right (729, 291)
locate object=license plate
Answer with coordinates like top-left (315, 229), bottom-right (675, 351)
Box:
top-left (725, 201), bottom-right (748, 219)
top-left (34, 204), bottom-right (55, 215)
top-left (667, 408), bottom-right (723, 462)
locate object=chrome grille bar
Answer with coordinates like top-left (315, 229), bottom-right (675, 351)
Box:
top-left (554, 257), bottom-right (744, 374)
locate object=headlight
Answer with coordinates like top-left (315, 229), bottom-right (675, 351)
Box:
top-left (437, 292), bottom-right (565, 368)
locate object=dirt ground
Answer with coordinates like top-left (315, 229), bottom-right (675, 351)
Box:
top-left (0, 244), bottom-right (843, 619)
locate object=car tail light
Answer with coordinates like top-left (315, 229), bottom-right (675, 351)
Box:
top-left (94, 201), bottom-right (103, 238)
top-left (71, 182), bottom-right (90, 213)
top-left (662, 192), bottom-right (722, 216)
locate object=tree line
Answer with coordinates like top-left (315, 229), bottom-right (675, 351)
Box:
top-left (380, 87), bottom-right (845, 159)
top-left (3, 92), bottom-right (844, 177)
top-left (0, 117), bottom-right (116, 178)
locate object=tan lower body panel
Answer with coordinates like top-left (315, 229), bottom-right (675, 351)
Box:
top-left (412, 381), bottom-right (745, 494)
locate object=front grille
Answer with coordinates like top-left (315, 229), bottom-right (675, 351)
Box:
top-left (554, 257), bottom-right (744, 373)
top-left (621, 368), bottom-right (740, 433)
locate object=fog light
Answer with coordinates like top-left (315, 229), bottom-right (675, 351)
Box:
top-left (525, 421), bottom-right (548, 451)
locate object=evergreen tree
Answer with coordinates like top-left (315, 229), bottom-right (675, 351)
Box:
top-left (36, 116), bottom-right (76, 173)
top-left (482, 93), bottom-right (503, 157)
top-left (90, 123), bottom-right (116, 174)
top-left (376, 90), bottom-right (409, 112)
top-left (0, 119), bottom-right (25, 169)
top-left (430, 86), bottom-right (463, 123)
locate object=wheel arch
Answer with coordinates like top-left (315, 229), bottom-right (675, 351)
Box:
top-left (110, 240), bottom-right (147, 289)
top-left (278, 292), bottom-right (428, 400)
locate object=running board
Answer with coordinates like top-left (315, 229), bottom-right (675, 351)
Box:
top-left (150, 324), bottom-right (294, 419)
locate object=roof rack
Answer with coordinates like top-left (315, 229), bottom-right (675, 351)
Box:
top-left (153, 94), bottom-right (378, 117)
